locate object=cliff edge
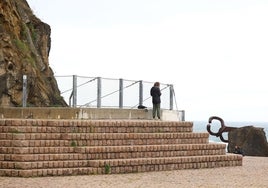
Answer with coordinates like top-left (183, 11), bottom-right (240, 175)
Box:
top-left (0, 0), bottom-right (67, 107)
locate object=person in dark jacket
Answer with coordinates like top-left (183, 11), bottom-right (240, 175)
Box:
top-left (150, 82), bottom-right (161, 119)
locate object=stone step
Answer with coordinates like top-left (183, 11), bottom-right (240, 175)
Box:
top-left (0, 119), bottom-right (193, 133)
top-left (0, 144), bottom-right (225, 155)
top-left (0, 167), bottom-right (95, 177)
top-left (89, 154), bottom-right (243, 174)
top-left (0, 132), bottom-right (208, 140)
top-left (0, 160), bottom-right (90, 169)
top-left (77, 144), bottom-right (226, 159)
top-left (0, 144), bottom-right (226, 161)
top-left (0, 147), bottom-right (76, 154)
top-left (0, 154), bottom-right (242, 177)
top-left (0, 155), bottom-right (242, 170)
top-left (0, 153), bottom-right (87, 162)
top-left (0, 133), bottom-right (209, 147)
top-left (0, 125), bottom-right (193, 134)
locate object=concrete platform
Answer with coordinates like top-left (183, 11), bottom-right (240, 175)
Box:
top-left (0, 107), bottom-right (184, 121)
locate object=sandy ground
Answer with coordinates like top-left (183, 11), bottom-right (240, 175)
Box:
top-left (0, 156), bottom-right (267, 188)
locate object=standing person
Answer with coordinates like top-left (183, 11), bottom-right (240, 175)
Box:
top-left (150, 82), bottom-right (161, 120)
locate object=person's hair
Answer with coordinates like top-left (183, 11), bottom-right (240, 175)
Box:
top-left (154, 82), bottom-right (160, 87)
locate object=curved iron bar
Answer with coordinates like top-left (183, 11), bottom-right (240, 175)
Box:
top-left (207, 116), bottom-right (237, 143)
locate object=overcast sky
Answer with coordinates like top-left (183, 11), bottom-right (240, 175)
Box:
top-left (27, 0), bottom-right (268, 122)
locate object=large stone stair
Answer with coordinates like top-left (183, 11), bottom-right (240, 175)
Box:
top-left (0, 119), bottom-right (242, 177)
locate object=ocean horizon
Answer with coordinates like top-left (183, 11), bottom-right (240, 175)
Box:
top-left (192, 120), bottom-right (268, 143)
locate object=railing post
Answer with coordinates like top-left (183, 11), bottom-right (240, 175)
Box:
top-left (119, 78), bottom-right (123, 108)
top-left (181, 110), bottom-right (185, 121)
top-left (169, 84), bottom-right (174, 110)
top-left (97, 77), bottom-right (102, 108)
top-left (72, 75), bottom-right (77, 107)
top-left (139, 80), bottom-right (143, 107)
top-left (22, 75), bottom-right (27, 107)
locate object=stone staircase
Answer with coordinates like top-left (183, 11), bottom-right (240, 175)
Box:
top-left (0, 119), bottom-right (242, 177)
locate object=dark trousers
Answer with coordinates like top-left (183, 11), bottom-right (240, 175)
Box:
top-left (152, 103), bottom-right (160, 119)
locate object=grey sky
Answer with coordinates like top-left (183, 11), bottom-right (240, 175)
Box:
top-left (27, 0), bottom-right (268, 121)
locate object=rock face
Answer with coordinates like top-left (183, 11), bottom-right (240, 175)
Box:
top-left (228, 126), bottom-right (268, 157)
top-left (0, 0), bottom-right (67, 106)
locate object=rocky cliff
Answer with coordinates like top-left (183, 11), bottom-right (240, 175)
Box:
top-left (0, 0), bottom-right (67, 107)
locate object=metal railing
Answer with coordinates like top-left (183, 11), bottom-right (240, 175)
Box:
top-left (22, 75), bottom-right (179, 111)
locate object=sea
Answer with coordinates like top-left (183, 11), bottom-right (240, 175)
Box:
top-left (193, 120), bottom-right (268, 143)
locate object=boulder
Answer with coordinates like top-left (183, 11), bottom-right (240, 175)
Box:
top-left (227, 126), bottom-right (268, 157)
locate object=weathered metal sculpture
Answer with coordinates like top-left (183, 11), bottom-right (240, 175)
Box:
top-left (207, 116), bottom-right (268, 156)
top-left (206, 116), bottom-right (237, 143)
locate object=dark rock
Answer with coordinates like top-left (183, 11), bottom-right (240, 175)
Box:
top-left (228, 126), bottom-right (268, 157)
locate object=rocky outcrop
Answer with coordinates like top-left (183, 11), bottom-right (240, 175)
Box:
top-left (0, 0), bottom-right (67, 106)
top-left (228, 126), bottom-right (268, 157)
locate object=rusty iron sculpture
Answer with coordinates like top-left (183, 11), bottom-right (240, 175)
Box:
top-left (207, 116), bottom-right (237, 143)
